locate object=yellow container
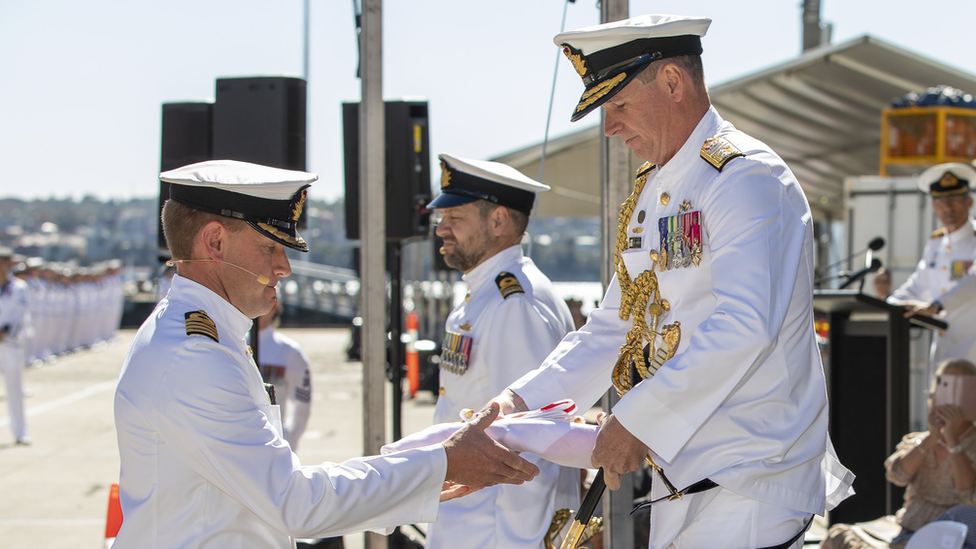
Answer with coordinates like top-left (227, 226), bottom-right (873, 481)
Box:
top-left (880, 106), bottom-right (976, 175)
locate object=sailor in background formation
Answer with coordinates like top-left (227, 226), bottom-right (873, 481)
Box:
top-left (890, 162), bottom-right (976, 368)
top-left (0, 247), bottom-right (32, 445)
top-left (14, 257), bottom-right (124, 365)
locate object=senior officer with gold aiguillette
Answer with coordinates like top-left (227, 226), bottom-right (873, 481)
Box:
top-left (113, 160), bottom-right (539, 549)
top-left (488, 14), bottom-right (854, 549)
top-left (891, 163), bottom-right (976, 368)
top-left (426, 154), bottom-right (581, 549)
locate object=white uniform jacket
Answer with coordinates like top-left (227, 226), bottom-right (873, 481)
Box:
top-left (428, 244), bottom-right (578, 549)
top-left (888, 219), bottom-right (976, 364)
top-left (0, 275), bottom-right (30, 346)
top-left (114, 275), bottom-right (446, 549)
top-left (255, 326), bottom-right (312, 450)
top-left (511, 106), bottom-right (852, 516)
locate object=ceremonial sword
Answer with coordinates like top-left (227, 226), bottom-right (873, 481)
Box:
top-left (558, 468), bottom-right (604, 549)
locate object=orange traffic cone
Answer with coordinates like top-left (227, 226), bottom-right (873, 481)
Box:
top-left (406, 311), bottom-right (420, 397)
top-left (104, 483), bottom-right (123, 548)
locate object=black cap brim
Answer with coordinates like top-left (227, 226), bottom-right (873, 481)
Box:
top-left (426, 191), bottom-right (480, 210)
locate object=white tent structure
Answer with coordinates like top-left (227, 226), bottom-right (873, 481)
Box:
top-left (494, 35), bottom-right (976, 221)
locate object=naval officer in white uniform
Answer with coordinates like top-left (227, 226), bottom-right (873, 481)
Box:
top-left (490, 14), bottom-right (854, 549)
top-left (113, 160), bottom-right (539, 549)
top-left (425, 154), bottom-right (579, 549)
top-left (890, 163), bottom-right (976, 368)
top-left (0, 247), bottom-right (32, 446)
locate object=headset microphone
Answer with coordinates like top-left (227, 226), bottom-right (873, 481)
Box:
top-left (166, 259), bottom-right (271, 286)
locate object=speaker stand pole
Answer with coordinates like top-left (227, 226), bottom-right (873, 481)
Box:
top-left (389, 241), bottom-right (404, 442)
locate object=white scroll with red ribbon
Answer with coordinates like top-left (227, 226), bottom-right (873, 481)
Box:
top-left (381, 400), bottom-right (599, 470)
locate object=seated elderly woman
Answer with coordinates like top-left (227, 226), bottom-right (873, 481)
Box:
top-left (822, 358), bottom-right (976, 549)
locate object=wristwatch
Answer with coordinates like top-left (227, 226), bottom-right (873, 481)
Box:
top-left (949, 443), bottom-right (964, 454)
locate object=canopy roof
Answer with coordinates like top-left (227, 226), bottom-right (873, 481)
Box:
top-left (494, 35), bottom-right (976, 219)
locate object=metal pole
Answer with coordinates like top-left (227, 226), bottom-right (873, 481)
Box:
top-left (599, 1), bottom-right (634, 547)
top-left (389, 242), bottom-right (403, 441)
top-left (359, 0), bottom-right (387, 547)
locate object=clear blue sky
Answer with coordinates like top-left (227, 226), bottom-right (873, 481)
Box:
top-left (2, 0), bottom-right (975, 202)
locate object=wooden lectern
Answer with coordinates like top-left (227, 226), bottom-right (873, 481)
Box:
top-left (813, 290), bottom-right (946, 525)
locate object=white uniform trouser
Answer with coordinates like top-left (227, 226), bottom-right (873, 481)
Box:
top-left (0, 342), bottom-right (27, 440)
top-left (646, 485), bottom-right (809, 549)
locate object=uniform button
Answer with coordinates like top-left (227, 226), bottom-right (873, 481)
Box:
top-left (943, 266), bottom-right (948, 272)
top-left (439, 387), bottom-right (446, 396)
top-left (660, 193), bottom-right (670, 206)
top-left (637, 210), bottom-right (646, 223)
top-left (941, 288), bottom-right (947, 294)
top-left (947, 246), bottom-right (953, 252)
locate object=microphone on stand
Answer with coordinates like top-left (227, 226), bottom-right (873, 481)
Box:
top-left (816, 237), bottom-right (885, 288)
top-left (838, 258), bottom-right (883, 290)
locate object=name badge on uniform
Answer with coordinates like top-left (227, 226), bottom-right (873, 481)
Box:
top-left (658, 210), bottom-right (702, 270)
top-left (951, 260), bottom-right (973, 281)
top-left (440, 330), bottom-right (473, 375)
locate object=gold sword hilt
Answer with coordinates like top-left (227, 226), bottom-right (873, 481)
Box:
top-left (558, 468), bottom-right (606, 549)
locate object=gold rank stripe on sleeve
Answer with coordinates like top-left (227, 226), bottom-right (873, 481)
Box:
top-left (495, 272), bottom-right (524, 299)
top-left (184, 310), bottom-right (219, 343)
top-left (700, 136), bottom-right (745, 172)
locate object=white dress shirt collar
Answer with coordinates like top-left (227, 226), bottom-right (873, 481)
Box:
top-left (946, 217), bottom-right (976, 242)
top-left (167, 274), bottom-right (253, 340)
top-left (462, 244), bottom-right (524, 294)
top-left (655, 106), bottom-right (723, 190)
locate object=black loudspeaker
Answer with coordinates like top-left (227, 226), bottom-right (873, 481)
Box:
top-left (213, 76), bottom-right (307, 171)
top-left (342, 100), bottom-right (432, 241)
top-left (158, 102), bottom-right (214, 252)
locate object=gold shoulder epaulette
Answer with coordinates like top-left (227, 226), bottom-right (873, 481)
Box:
top-left (185, 310), bottom-right (218, 343)
top-left (932, 228), bottom-right (947, 239)
top-left (495, 272), bottom-right (524, 299)
top-left (635, 161), bottom-right (656, 178)
top-left (700, 136), bottom-right (745, 172)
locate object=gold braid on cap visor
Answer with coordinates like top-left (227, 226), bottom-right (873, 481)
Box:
top-left (256, 222), bottom-right (307, 249)
top-left (611, 162), bottom-right (681, 397)
top-left (931, 187), bottom-right (970, 198)
top-left (575, 72), bottom-right (628, 114)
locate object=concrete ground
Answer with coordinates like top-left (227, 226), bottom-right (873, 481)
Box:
top-left (0, 327), bottom-right (828, 548)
